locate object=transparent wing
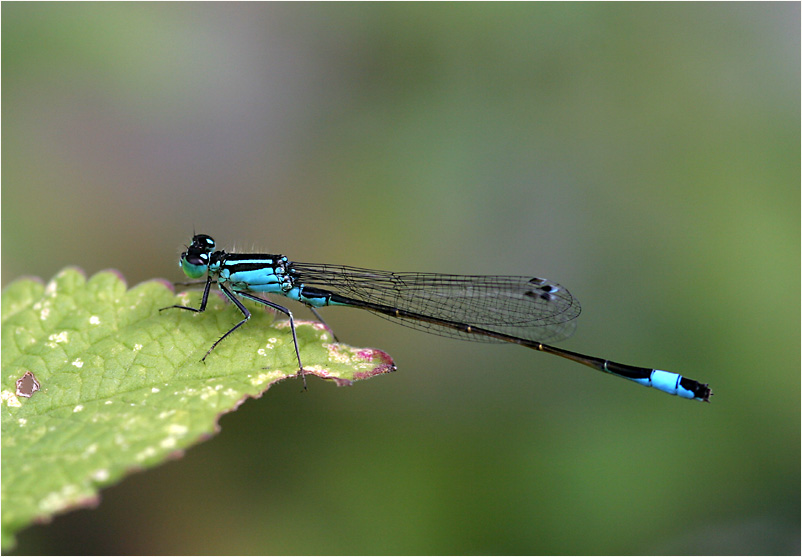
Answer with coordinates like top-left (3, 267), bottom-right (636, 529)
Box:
top-left (290, 263), bottom-right (581, 344)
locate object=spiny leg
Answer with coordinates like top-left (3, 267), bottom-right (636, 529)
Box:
top-left (235, 290), bottom-right (308, 390)
top-left (160, 276), bottom-right (249, 362)
top-left (160, 275), bottom-right (213, 314)
top-left (160, 277), bottom-right (252, 362)
top-left (207, 284), bottom-right (255, 362)
top-left (172, 279), bottom-right (215, 288)
top-left (307, 306), bottom-right (339, 342)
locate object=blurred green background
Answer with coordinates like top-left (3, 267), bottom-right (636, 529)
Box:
top-left (3, 3), bottom-right (799, 555)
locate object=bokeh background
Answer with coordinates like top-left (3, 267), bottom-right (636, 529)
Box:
top-left (3, 3), bottom-right (799, 555)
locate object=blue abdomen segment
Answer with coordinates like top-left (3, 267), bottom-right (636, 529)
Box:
top-left (599, 358), bottom-right (709, 401)
top-left (632, 369), bottom-right (696, 400)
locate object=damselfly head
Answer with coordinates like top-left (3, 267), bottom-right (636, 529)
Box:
top-left (178, 234), bottom-right (216, 278)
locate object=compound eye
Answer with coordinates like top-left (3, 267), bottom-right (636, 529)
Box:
top-left (192, 234), bottom-right (216, 251)
top-left (180, 251), bottom-right (209, 279)
top-left (185, 253), bottom-right (208, 267)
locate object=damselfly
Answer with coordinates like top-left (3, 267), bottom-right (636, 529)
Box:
top-left (161, 234), bottom-right (711, 402)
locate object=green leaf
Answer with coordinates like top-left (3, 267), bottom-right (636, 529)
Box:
top-left (1, 268), bottom-right (395, 549)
